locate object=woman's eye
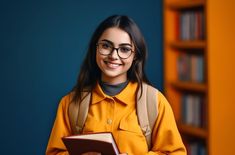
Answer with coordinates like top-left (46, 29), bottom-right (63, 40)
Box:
top-left (101, 43), bottom-right (112, 49)
top-left (120, 47), bottom-right (131, 53)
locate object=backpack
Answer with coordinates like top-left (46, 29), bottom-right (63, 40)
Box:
top-left (68, 83), bottom-right (158, 149)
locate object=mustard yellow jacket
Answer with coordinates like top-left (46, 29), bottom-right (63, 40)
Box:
top-left (46, 82), bottom-right (186, 155)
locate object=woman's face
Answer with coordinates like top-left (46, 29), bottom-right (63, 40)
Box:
top-left (96, 27), bottom-right (135, 84)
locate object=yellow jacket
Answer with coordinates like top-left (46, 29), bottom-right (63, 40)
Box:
top-left (46, 82), bottom-right (186, 155)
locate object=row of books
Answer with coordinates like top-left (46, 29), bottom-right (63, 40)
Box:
top-left (176, 11), bottom-right (205, 40)
top-left (177, 53), bottom-right (204, 83)
top-left (181, 94), bottom-right (206, 127)
top-left (185, 141), bottom-right (206, 155)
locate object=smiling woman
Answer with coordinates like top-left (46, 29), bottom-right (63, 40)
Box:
top-left (96, 27), bottom-right (135, 84)
top-left (46, 15), bottom-right (186, 155)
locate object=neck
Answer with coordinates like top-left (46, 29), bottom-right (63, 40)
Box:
top-left (99, 80), bottom-right (129, 96)
top-left (101, 76), bottom-right (127, 85)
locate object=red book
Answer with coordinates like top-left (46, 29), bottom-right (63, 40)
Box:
top-left (62, 132), bottom-right (120, 155)
top-left (175, 12), bottom-right (180, 40)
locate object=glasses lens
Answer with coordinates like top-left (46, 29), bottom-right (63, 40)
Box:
top-left (98, 43), bottom-right (112, 55)
top-left (118, 47), bottom-right (132, 59)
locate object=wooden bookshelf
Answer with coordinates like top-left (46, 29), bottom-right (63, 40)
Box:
top-left (171, 81), bottom-right (207, 92)
top-left (164, 0), bottom-right (208, 154)
top-left (166, 0), bottom-right (205, 10)
top-left (178, 123), bottom-right (207, 139)
top-left (167, 0), bottom-right (205, 10)
top-left (164, 0), bottom-right (235, 155)
top-left (169, 40), bottom-right (206, 49)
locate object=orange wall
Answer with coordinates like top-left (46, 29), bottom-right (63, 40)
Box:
top-left (208, 0), bottom-right (235, 154)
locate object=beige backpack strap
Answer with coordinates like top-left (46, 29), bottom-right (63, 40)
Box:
top-left (137, 83), bottom-right (158, 150)
top-left (68, 92), bottom-right (91, 134)
top-left (68, 95), bottom-right (79, 134)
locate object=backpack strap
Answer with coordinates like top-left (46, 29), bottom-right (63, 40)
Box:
top-left (137, 83), bottom-right (158, 149)
top-left (68, 92), bottom-right (91, 134)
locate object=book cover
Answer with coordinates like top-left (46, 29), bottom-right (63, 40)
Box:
top-left (62, 132), bottom-right (120, 155)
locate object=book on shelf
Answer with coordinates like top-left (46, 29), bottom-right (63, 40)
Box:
top-left (177, 53), bottom-right (204, 83)
top-left (181, 93), bottom-right (205, 128)
top-left (62, 132), bottom-right (120, 155)
top-left (177, 10), bottom-right (205, 41)
top-left (185, 141), bottom-right (206, 155)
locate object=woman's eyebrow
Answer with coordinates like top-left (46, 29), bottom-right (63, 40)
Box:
top-left (100, 39), bottom-right (132, 47)
top-left (119, 43), bottom-right (132, 47)
top-left (100, 39), bottom-right (113, 45)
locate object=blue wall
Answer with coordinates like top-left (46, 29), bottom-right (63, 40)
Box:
top-left (0, 0), bottom-right (162, 154)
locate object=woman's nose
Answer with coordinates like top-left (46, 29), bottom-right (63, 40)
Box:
top-left (108, 48), bottom-right (119, 60)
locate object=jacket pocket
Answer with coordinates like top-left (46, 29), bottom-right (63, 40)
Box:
top-left (119, 110), bottom-right (143, 135)
top-left (117, 111), bottom-right (148, 154)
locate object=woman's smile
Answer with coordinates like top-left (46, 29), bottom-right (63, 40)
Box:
top-left (104, 60), bottom-right (123, 69)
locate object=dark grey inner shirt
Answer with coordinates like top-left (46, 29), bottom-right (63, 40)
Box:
top-left (99, 80), bottom-right (129, 96)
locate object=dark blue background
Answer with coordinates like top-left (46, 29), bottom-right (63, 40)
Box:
top-left (0, 0), bottom-right (163, 154)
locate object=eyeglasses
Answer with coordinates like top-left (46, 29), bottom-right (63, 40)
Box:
top-left (96, 42), bottom-right (134, 59)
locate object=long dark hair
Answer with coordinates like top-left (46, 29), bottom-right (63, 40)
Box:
top-left (72, 15), bottom-right (150, 102)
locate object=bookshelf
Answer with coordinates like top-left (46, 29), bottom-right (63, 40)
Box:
top-left (164, 0), bottom-right (207, 154)
top-left (163, 0), bottom-right (235, 155)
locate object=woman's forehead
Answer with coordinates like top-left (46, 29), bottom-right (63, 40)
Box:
top-left (98, 27), bottom-right (132, 46)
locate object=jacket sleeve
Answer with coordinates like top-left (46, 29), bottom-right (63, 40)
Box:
top-left (147, 92), bottom-right (186, 155)
top-left (46, 94), bottom-right (72, 155)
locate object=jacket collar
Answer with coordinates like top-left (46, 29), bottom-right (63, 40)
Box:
top-left (91, 81), bottom-right (138, 105)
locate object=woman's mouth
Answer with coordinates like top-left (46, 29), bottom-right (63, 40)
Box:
top-left (104, 61), bottom-right (122, 69)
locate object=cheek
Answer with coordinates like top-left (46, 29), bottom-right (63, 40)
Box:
top-left (124, 57), bottom-right (135, 69)
top-left (96, 51), bottom-right (105, 69)
top-left (128, 55), bottom-right (135, 65)
top-left (96, 51), bottom-right (101, 66)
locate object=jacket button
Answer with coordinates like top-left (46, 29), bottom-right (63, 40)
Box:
top-left (107, 119), bottom-right (112, 125)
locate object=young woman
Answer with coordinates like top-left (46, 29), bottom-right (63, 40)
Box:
top-left (46, 15), bottom-right (186, 155)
